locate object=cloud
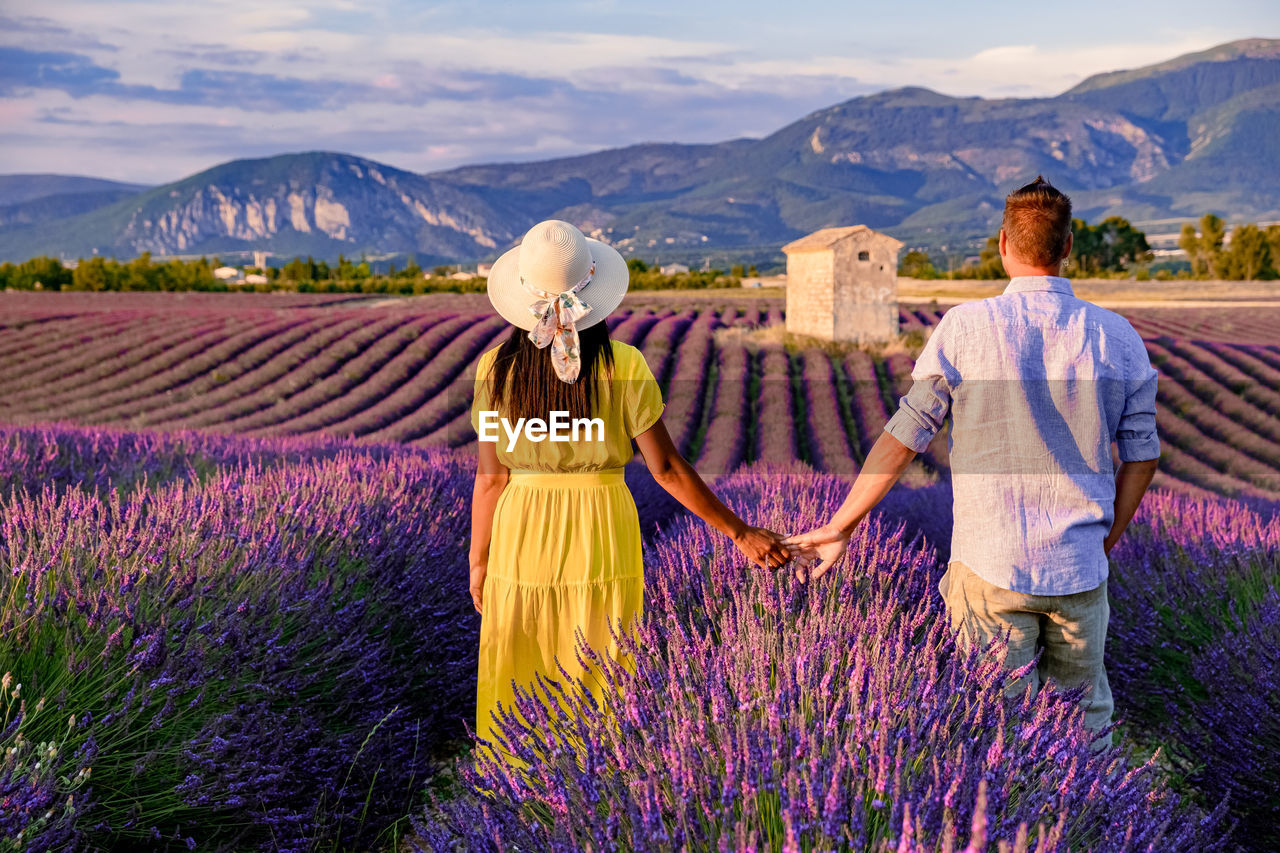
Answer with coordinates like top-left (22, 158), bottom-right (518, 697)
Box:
top-left (0, 47), bottom-right (123, 96)
top-left (0, 1), bottom-right (1268, 185)
top-left (0, 13), bottom-right (120, 51)
top-left (1, 46), bottom-right (585, 111)
top-left (155, 46), bottom-right (271, 66)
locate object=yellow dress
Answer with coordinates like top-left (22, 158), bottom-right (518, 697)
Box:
top-left (469, 339), bottom-right (666, 766)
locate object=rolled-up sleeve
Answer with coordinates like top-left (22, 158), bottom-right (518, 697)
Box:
top-left (1117, 340), bottom-right (1160, 462)
top-left (884, 316), bottom-right (955, 453)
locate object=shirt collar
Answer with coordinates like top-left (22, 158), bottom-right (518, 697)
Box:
top-left (1003, 275), bottom-right (1074, 296)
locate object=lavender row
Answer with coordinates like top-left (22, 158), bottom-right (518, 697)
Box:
top-left (662, 311), bottom-right (718, 458)
top-left (6, 316), bottom-right (308, 421)
top-left (798, 349), bottom-right (859, 475)
top-left (0, 311), bottom-right (148, 377)
top-left (195, 314), bottom-right (428, 433)
top-left (138, 315), bottom-right (371, 429)
top-left (206, 314), bottom-right (434, 433)
top-left (249, 314), bottom-right (479, 437)
top-left (696, 339), bottom-right (751, 477)
top-left (0, 313), bottom-right (217, 405)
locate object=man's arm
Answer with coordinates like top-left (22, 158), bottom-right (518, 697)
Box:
top-left (1107, 330), bottom-right (1161, 556)
top-left (782, 431), bottom-right (918, 578)
top-left (783, 317), bottom-right (956, 579)
top-left (1105, 458), bottom-right (1158, 555)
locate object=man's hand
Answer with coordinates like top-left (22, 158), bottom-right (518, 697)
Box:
top-left (468, 560), bottom-right (487, 614)
top-left (782, 523), bottom-right (855, 580)
top-left (732, 526), bottom-right (792, 571)
top-left (1105, 457), bottom-right (1159, 557)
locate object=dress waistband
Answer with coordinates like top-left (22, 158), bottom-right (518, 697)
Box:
top-left (508, 467), bottom-right (625, 486)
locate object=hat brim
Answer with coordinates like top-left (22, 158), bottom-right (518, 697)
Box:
top-left (486, 237), bottom-right (630, 332)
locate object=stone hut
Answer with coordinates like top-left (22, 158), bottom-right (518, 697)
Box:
top-left (782, 225), bottom-right (903, 343)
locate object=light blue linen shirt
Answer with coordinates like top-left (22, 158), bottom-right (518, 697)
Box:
top-left (884, 275), bottom-right (1160, 595)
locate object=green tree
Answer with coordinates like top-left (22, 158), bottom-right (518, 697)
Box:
top-left (1178, 223), bottom-right (1204, 277)
top-left (402, 254), bottom-right (422, 279)
top-left (899, 249), bottom-right (937, 279)
top-left (72, 256), bottom-right (110, 291)
top-left (1265, 225), bottom-right (1280, 276)
top-left (1180, 214), bottom-right (1227, 279)
top-left (10, 256), bottom-right (73, 290)
top-left (952, 236), bottom-right (1004, 279)
top-left (124, 252), bottom-right (155, 291)
top-left (281, 256), bottom-right (310, 282)
top-left (336, 254), bottom-right (355, 280)
top-left (1070, 217), bottom-right (1151, 275)
top-left (1223, 223), bottom-right (1271, 280)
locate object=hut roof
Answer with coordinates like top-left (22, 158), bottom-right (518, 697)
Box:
top-left (782, 225), bottom-right (904, 254)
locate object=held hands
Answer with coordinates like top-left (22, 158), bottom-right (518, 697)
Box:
top-left (731, 526), bottom-right (793, 571)
top-left (782, 522), bottom-right (857, 581)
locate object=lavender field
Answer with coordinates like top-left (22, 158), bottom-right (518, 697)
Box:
top-left (1, 291), bottom-right (1278, 851)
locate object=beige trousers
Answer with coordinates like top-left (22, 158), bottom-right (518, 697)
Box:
top-left (939, 560), bottom-right (1114, 748)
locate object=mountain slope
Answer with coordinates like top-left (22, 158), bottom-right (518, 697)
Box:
top-left (0, 152), bottom-right (532, 263)
top-left (0, 174), bottom-right (150, 207)
top-left (3, 38), bottom-right (1278, 263)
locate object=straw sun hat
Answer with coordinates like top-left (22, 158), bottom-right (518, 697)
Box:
top-left (486, 219), bottom-right (630, 382)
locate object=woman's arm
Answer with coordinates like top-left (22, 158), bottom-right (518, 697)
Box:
top-left (468, 439), bottom-right (509, 614)
top-left (634, 417), bottom-right (790, 570)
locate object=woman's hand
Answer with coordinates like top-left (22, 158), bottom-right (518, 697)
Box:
top-left (468, 559), bottom-right (487, 614)
top-left (468, 440), bottom-right (507, 617)
top-left (731, 526), bottom-right (792, 571)
top-left (782, 523), bottom-right (854, 580)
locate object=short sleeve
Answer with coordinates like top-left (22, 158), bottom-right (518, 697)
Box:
top-left (622, 346), bottom-right (665, 438)
top-left (469, 348), bottom-right (497, 436)
top-left (1116, 336), bottom-right (1160, 462)
top-left (884, 313), bottom-right (956, 453)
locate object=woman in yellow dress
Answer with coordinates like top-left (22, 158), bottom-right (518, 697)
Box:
top-left (467, 219), bottom-right (790, 765)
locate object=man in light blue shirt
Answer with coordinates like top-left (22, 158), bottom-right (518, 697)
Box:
top-left (785, 177), bottom-right (1160, 745)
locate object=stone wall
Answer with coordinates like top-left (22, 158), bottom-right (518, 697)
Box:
top-left (831, 236), bottom-right (898, 343)
top-left (784, 251), bottom-right (835, 339)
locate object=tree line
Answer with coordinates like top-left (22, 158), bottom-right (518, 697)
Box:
top-left (4, 213), bottom-right (1278, 292)
top-left (899, 214), bottom-right (1280, 281)
top-left (0, 252), bottom-right (744, 293)
top-left (1177, 214), bottom-right (1280, 280)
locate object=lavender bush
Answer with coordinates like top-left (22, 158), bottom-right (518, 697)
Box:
top-left (1107, 490), bottom-right (1280, 847)
top-left (0, 425), bottom-right (478, 850)
top-left (412, 465), bottom-right (1229, 851)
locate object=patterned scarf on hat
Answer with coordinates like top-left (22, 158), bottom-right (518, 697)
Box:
top-left (522, 262), bottom-right (594, 383)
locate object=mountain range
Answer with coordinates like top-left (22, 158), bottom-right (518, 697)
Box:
top-left (2, 37), bottom-right (1279, 266)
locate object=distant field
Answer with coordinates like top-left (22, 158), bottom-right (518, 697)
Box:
top-left (896, 277), bottom-right (1280, 304)
top-left (3, 290), bottom-right (1278, 500)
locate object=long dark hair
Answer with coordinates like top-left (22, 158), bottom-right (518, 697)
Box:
top-left (488, 322), bottom-right (615, 422)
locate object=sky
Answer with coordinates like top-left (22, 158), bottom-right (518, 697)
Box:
top-left (1, 0), bottom-right (1277, 185)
